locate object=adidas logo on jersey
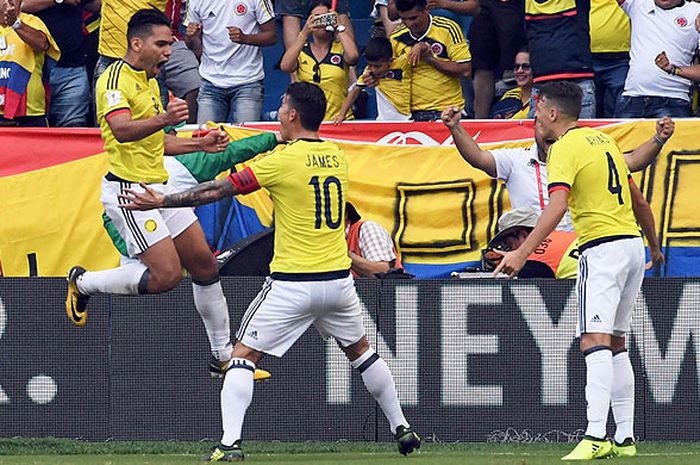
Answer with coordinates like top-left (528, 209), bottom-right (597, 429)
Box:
top-left (247, 330), bottom-right (258, 340)
top-left (591, 315), bottom-right (602, 323)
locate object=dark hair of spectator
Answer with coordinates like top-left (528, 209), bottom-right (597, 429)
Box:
top-left (285, 82), bottom-right (327, 131)
top-left (365, 37), bottom-right (393, 62)
top-left (127, 9), bottom-right (171, 43)
top-left (309, 0), bottom-right (332, 14)
top-left (396, 0), bottom-right (428, 12)
top-left (517, 45), bottom-right (529, 55)
top-left (538, 81), bottom-right (583, 119)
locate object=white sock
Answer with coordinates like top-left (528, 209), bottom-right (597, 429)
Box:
top-left (220, 358), bottom-right (255, 447)
top-left (77, 261), bottom-right (148, 295)
top-left (611, 350), bottom-right (635, 444)
top-left (584, 347), bottom-right (614, 439)
top-left (192, 280), bottom-right (231, 359)
top-left (351, 349), bottom-right (408, 433)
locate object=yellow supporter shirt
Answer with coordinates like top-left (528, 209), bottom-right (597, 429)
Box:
top-left (390, 15), bottom-right (470, 112)
top-left (547, 127), bottom-right (640, 249)
top-left (589, 0), bottom-right (630, 54)
top-left (250, 139), bottom-right (352, 274)
top-left (95, 60), bottom-right (168, 183)
top-left (357, 54), bottom-right (411, 119)
top-left (99, 0), bottom-right (167, 59)
top-left (296, 41), bottom-right (353, 121)
top-left (497, 87), bottom-right (530, 120)
top-left (0, 13), bottom-right (60, 118)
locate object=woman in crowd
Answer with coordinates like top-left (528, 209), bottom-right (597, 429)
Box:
top-left (280, 0), bottom-right (359, 121)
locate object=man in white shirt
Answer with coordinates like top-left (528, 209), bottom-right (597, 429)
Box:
top-left (440, 106), bottom-right (675, 230)
top-left (616, 0), bottom-right (700, 117)
top-left (185, 0), bottom-right (277, 124)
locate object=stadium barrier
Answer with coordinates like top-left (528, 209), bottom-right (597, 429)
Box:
top-left (1, 277), bottom-right (698, 442)
top-left (2, 120), bottom-right (700, 279)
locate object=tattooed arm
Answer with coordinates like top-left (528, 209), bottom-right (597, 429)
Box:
top-left (119, 178), bottom-right (239, 210)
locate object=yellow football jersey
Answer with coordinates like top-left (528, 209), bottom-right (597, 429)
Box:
top-left (547, 127), bottom-right (640, 249)
top-left (390, 16), bottom-right (470, 112)
top-left (296, 41), bottom-right (353, 121)
top-left (95, 60), bottom-right (168, 183)
top-left (357, 54), bottom-right (411, 118)
top-left (98, 0), bottom-right (168, 59)
top-left (250, 139), bottom-right (352, 274)
top-left (590, 0), bottom-right (630, 54)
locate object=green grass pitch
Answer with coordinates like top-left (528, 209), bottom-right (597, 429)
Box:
top-left (0, 439), bottom-right (699, 465)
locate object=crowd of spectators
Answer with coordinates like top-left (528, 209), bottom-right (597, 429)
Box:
top-left (1, 0), bottom-right (699, 127)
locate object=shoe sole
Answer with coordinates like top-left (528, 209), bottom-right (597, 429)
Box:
top-left (66, 279), bottom-right (86, 327)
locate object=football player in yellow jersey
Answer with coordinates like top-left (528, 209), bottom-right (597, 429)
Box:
top-left (495, 81), bottom-right (663, 461)
top-left (65, 10), bottom-right (277, 382)
top-left (121, 82), bottom-right (421, 462)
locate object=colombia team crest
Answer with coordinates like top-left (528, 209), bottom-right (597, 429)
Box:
top-left (235, 2), bottom-right (247, 15)
top-left (675, 16), bottom-right (688, 27)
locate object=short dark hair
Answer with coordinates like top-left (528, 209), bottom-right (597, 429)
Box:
top-left (364, 37), bottom-right (393, 62)
top-left (538, 81), bottom-right (583, 119)
top-left (127, 9), bottom-right (171, 43)
top-left (396, 0), bottom-right (427, 12)
top-left (286, 82), bottom-right (326, 131)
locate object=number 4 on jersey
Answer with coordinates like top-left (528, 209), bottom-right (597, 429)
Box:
top-left (605, 152), bottom-right (624, 205)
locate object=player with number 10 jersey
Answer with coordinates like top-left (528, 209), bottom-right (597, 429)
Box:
top-left (244, 138), bottom-right (351, 274)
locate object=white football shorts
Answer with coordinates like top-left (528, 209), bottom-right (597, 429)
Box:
top-left (101, 176), bottom-right (197, 257)
top-left (576, 237), bottom-right (645, 337)
top-left (236, 274), bottom-right (365, 357)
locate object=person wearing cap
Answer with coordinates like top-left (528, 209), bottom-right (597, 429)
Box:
top-left (482, 207), bottom-right (578, 279)
top-left (345, 202), bottom-right (403, 278)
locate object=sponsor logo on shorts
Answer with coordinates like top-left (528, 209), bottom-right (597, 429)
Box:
top-left (591, 314), bottom-right (602, 323)
top-left (430, 43), bottom-right (444, 56)
top-left (247, 330), bottom-right (258, 340)
top-left (144, 219), bottom-right (158, 233)
top-left (675, 16), bottom-right (688, 27)
top-left (235, 3), bottom-right (247, 15)
top-left (330, 54), bottom-right (342, 65)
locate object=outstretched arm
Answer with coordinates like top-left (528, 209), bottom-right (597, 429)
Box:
top-left (441, 105), bottom-right (497, 176)
top-left (624, 117), bottom-right (674, 172)
top-left (119, 178), bottom-right (239, 210)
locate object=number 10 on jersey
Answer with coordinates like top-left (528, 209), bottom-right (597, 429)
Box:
top-left (309, 176), bottom-right (343, 230)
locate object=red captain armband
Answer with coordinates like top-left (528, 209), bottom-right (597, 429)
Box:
top-left (227, 167), bottom-right (261, 195)
top-left (548, 182), bottom-right (571, 194)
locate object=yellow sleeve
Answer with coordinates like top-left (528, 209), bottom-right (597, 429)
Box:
top-left (445, 25), bottom-right (471, 63)
top-left (23, 14), bottom-right (61, 62)
top-left (547, 140), bottom-right (576, 191)
top-left (96, 64), bottom-right (131, 117)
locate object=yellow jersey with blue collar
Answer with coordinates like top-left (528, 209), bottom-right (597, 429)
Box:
top-left (390, 15), bottom-right (470, 112)
top-left (547, 126), bottom-right (640, 250)
top-left (296, 41), bottom-right (353, 121)
top-left (96, 60), bottom-right (168, 183)
top-left (357, 53), bottom-right (411, 119)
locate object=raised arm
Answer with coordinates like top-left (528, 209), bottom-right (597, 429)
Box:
top-left (3, 1), bottom-right (48, 51)
top-left (228, 19), bottom-right (277, 47)
top-left (441, 106), bottom-right (497, 176)
top-left (280, 15), bottom-right (316, 73)
top-left (164, 128), bottom-right (229, 155)
top-left (336, 27), bottom-right (359, 66)
top-left (624, 117), bottom-right (674, 172)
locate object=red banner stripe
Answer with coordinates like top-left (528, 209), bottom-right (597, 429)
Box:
top-left (0, 128), bottom-right (104, 177)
